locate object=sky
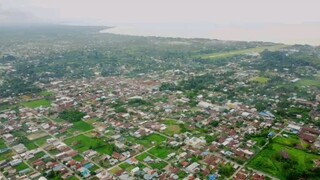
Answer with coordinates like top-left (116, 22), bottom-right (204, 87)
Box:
top-left (1, 0), bottom-right (320, 25)
top-left (1, 0), bottom-right (320, 45)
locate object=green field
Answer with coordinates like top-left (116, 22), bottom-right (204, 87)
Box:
top-left (109, 166), bottom-right (123, 175)
top-left (14, 162), bottom-right (29, 171)
top-left (127, 134), bottom-right (167, 147)
top-left (296, 79), bottom-right (320, 87)
top-left (198, 44), bottom-right (288, 60)
top-left (136, 152), bottom-right (152, 161)
top-left (119, 162), bottom-right (136, 171)
top-left (249, 76), bottom-right (270, 84)
top-left (32, 135), bottom-right (50, 146)
top-left (247, 143), bottom-right (320, 179)
top-left (22, 99), bottom-right (51, 108)
top-left (64, 134), bottom-right (114, 155)
top-left (40, 91), bottom-right (54, 97)
top-left (149, 161), bottom-right (168, 170)
top-left (0, 139), bottom-right (7, 149)
top-left (148, 146), bottom-right (174, 159)
top-left (68, 121), bottom-right (94, 133)
top-left (274, 135), bottom-right (300, 147)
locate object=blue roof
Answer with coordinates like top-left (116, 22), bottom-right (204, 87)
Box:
top-left (209, 174), bottom-right (217, 180)
top-left (19, 168), bottom-right (31, 174)
top-left (84, 163), bottom-right (94, 169)
top-left (53, 165), bottom-right (64, 171)
top-left (268, 132), bottom-right (275, 137)
top-left (81, 168), bottom-right (90, 178)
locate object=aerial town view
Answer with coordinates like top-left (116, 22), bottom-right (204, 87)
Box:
top-left (0, 1), bottom-right (320, 180)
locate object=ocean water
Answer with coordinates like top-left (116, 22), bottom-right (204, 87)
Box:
top-left (100, 23), bottom-right (320, 45)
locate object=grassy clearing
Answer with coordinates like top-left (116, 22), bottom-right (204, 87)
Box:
top-left (0, 139), bottom-right (7, 149)
top-left (109, 166), bottom-right (123, 175)
top-left (249, 76), bottom-right (270, 84)
top-left (136, 152), bottom-right (150, 161)
top-left (68, 121), bottom-right (94, 133)
top-left (119, 162), bottom-right (136, 171)
top-left (149, 161), bottom-right (168, 170)
top-left (296, 79), bottom-right (320, 87)
top-left (0, 151), bottom-right (13, 161)
top-left (198, 44), bottom-right (288, 60)
top-left (164, 124), bottom-right (181, 136)
top-left (247, 143), bottom-right (320, 179)
top-left (40, 91), bottom-right (54, 97)
top-left (127, 134), bottom-right (167, 147)
top-left (148, 146), bottom-right (174, 159)
top-left (64, 134), bottom-right (114, 155)
top-left (14, 162), bottom-right (29, 171)
top-left (32, 135), bottom-right (51, 146)
top-left (73, 155), bottom-right (84, 162)
top-left (274, 135), bottom-right (300, 147)
top-left (22, 99), bottom-right (51, 108)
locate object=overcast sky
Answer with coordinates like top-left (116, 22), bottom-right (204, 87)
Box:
top-left (1, 0), bottom-right (320, 25)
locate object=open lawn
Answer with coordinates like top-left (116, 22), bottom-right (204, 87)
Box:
top-left (68, 121), bottom-right (94, 133)
top-left (274, 135), bottom-right (300, 147)
top-left (148, 146), bottom-right (174, 159)
top-left (249, 76), bottom-right (270, 84)
top-left (40, 91), bottom-right (54, 97)
top-left (64, 134), bottom-right (114, 155)
top-left (247, 142), bottom-right (320, 179)
top-left (73, 155), bottom-right (84, 162)
top-left (0, 139), bottom-right (7, 149)
top-left (163, 119), bottom-right (181, 136)
top-left (32, 135), bottom-right (51, 146)
top-left (296, 79), bottom-right (320, 87)
top-left (0, 151), bottom-right (13, 161)
top-left (22, 99), bottom-right (51, 108)
top-left (198, 44), bottom-right (288, 60)
top-left (109, 166), bottom-right (123, 175)
top-left (136, 152), bottom-right (151, 161)
top-left (128, 134), bottom-right (167, 147)
top-left (14, 162), bottom-right (29, 171)
top-left (119, 162), bottom-right (136, 171)
top-left (149, 161), bottom-right (168, 170)
top-left (164, 124), bottom-right (181, 136)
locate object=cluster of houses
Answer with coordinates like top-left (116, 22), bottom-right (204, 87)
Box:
top-left (0, 57), bottom-right (320, 179)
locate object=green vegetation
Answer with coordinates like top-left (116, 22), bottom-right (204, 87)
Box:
top-left (32, 135), bottom-right (50, 146)
top-left (127, 134), bottom-right (167, 147)
top-left (219, 163), bottom-right (235, 178)
top-left (249, 76), bottom-right (270, 84)
top-left (149, 161), bottom-right (168, 170)
top-left (68, 121), bottom-right (94, 133)
top-left (14, 162), bottom-right (29, 171)
top-left (274, 135), bottom-right (300, 148)
top-left (22, 99), bottom-right (51, 108)
top-left (164, 124), bottom-right (181, 136)
top-left (248, 143), bottom-right (320, 179)
top-left (119, 162), bottom-right (136, 171)
top-left (296, 79), bottom-right (320, 87)
top-left (58, 109), bottom-right (86, 122)
top-left (73, 155), bottom-right (84, 162)
top-left (136, 152), bottom-right (150, 161)
top-left (64, 134), bottom-right (114, 155)
top-left (0, 139), bottom-right (6, 149)
top-left (198, 44), bottom-right (287, 60)
top-left (163, 119), bottom-right (181, 136)
top-left (148, 146), bottom-right (174, 159)
top-left (0, 78), bottom-right (42, 98)
top-left (109, 166), bottom-right (123, 175)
